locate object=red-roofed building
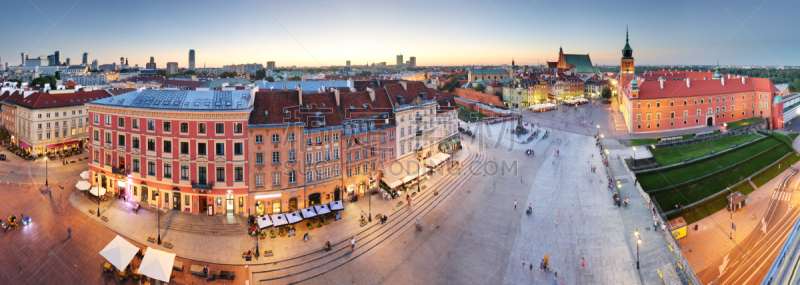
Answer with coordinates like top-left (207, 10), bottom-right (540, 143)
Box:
top-left (618, 31), bottom-right (782, 133)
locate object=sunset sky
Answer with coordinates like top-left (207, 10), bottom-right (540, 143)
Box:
top-left (1, 0), bottom-right (798, 68)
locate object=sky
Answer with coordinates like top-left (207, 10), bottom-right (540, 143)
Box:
top-left (1, 0), bottom-right (799, 69)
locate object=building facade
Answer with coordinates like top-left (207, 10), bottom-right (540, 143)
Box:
top-left (87, 88), bottom-right (255, 216)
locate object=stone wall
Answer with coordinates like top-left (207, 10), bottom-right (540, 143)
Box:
top-left (651, 118), bottom-right (768, 149)
top-left (453, 88), bottom-right (505, 106)
top-left (625, 157), bottom-right (659, 171)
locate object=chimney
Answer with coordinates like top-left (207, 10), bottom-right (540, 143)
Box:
top-left (333, 88), bottom-right (341, 106)
top-left (298, 86), bottom-right (303, 105)
top-left (367, 87), bottom-right (376, 102)
top-left (721, 77), bottom-right (725, 86)
top-left (742, 76), bottom-right (745, 85)
top-left (660, 79), bottom-right (664, 90)
top-left (686, 78), bottom-right (690, 88)
top-left (399, 81), bottom-right (407, 91)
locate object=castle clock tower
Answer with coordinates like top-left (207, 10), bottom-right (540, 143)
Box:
top-left (619, 27), bottom-right (634, 96)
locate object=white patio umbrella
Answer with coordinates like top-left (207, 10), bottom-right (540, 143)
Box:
top-left (75, 180), bottom-right (91, 191)
top-left (99, 235), bottom-right (139, 271)
top-left (329, 201), bottom-right (344, 211)
top-left (138, 247), bottom-right (176, 283)
top-left (80, 171), bottom-right (90, 180)
top-left (89, 186), bottom-right (106, 197)
top-left (313, 204), bottom-right (331, 215)
top-left (286, 211), bottom-right (304, 224)
top-left (270, 213), bottom-right (288, 227)
top-left (300, 207), bottom-right (317, 219)
top-left (256, 216), bottom-right (273, 229)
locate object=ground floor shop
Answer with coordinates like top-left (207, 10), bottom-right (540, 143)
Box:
top-left (18, 137), bottom-right (89, 157)
top-left (251, 181), bottom-right (344, 216)
top-left (89, 167), bottom-right (249, 216)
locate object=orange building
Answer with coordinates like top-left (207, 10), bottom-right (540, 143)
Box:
top-left (617, 30), bottom-right (782, 133)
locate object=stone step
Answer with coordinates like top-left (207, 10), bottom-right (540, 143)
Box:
top-left (110, 200), bottom-right (132, 213)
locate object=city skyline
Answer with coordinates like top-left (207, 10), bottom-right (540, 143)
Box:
top-left (1, 0), bottom-right (799, 69)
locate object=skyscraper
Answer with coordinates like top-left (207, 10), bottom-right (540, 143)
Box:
top-left (91, 60), bottom-right (98, 71)
top-left (409, 56), bottom-right (416, 67)
top-left (167, 62), bottom-right (179, 75)
top-left (189, 49), bottom-right (196, 70)
top-left (65, 58), bottom-right (71, 65)
top-left (21, 53), bottom-right (26, 66)
top-left (266, 61), bottom-right (276, 70)
top-left (146, 57), bottom-right (156, 69)
top-left (54, 51), bottom-right (60, 65)
top-left (346, 60), bottom-right (351, 67)
top-left (82, 52), bottom-right (88, 66)
top-left (120, 57), bottom-right (124, 68)
top-left (396, 54), bottom-right (403, 67)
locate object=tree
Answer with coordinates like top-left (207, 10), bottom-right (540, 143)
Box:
top-left (54, 71), bottom-right (61, 80)
top-left (265, 76), bottom-right (275, 82)
top-left (472, 83), bottom-right (486, 92)
top-left (601, 86), bottom-right (612, 99)
top-left (252, 69), bottom-right (267, 80)
top-left (156, 70), bottom-right (168, 77)
top-left (31, 75), bottom-right (57, 89)
top-left (219, 72), bottom-right (238, 79)
top-left (790, 78), bottom-right (800, 93)
top-left (288, 76), bottom-right (302, 81)
top-left (184, 70), bottom-right (197, 75)
top-left (0, 126), bottom-right (9, 143)
top-left (357, 71), bottom-right (372, 77)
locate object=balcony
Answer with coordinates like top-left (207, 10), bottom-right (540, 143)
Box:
top-left (111, 167), bottom-right (127, 176)
top-left (416, 130), bottom-right (422, 137)
top-left (191, 181), bottom-right (214, 190)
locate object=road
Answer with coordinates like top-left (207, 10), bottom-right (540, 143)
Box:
top-left (696, 170), bottom-right (800, 285)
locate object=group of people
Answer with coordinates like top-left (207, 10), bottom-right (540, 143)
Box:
top-left (590, 165), bottom-right (597, 173)
top-left (526, 149), bottom-right (534, 156)
top-left (674, 203), bottom-right (684, 210)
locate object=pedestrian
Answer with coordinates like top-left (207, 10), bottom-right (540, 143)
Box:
top-left (582, 257), bottom-right (585, 271)
top-left (554, 272), bottom-right (558, 285)
top-left (350, 235), bottom-right (356, 251)
top-left (522, 258), bottom-right (526, 270)
top-left (68, 227), bottom-right (71, 238)
top-left (514, 199), bottom-right (517, 210)
top-left (540, 259), bottom-right (544, 274)
top-left (203, 266), bottom-right (208, 277)
top-left (662, 223), bottom-right (666, 235)
top-left (529, 263), bottom-right (533, 276)
top-left (19, 260), bottom-right (22, 274)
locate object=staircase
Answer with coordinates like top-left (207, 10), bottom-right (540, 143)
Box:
top-left (157, 211), bottom-right (247, 236)
top-left (110, 200), bottom-right (132, 213)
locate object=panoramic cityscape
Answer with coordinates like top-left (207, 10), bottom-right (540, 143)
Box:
top-left (2, 1), bottom-right (800, 284)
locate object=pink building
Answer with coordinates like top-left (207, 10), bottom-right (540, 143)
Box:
top-left (87, 87), bottom-right (256, 216)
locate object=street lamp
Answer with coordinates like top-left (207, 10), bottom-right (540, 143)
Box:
top-left (154, 192), bottom-right (161, 244)
top-left (45, 156), bottom-right (48, 187)
top-left (632, 146), bottom-right (637, 159)
top-left (635, 229), bottom-right (641, 269)
top-left (95, 173), bottom-right (100, 217)
top-left (728, 187), bottom-right (733, 240)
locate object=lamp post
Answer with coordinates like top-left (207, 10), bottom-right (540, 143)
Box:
top-left (632, 146), bottom-right (637, 159)
top-left (95, 173), bottom-right (100, 217)
top-left (728, 187), bottom-right (732, 240)
top-left (45, 156), bottom-right (48, 187)
top-left (154, 192), bottom-right (161, 244)
top-left (635, 229), bottom-right (641, 269)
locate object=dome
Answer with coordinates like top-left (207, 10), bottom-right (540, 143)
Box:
top-left (773, 96), bottom-right (783, 104)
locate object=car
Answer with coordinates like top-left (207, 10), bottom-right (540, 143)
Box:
top-left (0, 154), bottom-right (6, 161)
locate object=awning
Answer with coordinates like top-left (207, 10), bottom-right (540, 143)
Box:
top-left (138, 247), bottom-right (176, 283)
top-left (46, 140), bottom-right (80, 149)
top-left (432, 152), bottom-right (450, 162)
top-left (313, 204), bottom-right (331, 215)
top-left (300, 207), bottom-right (317, 219)
top-left (270, 213), bottom-right (288, 227)
top-left (401, 175), bottom-right (416, 184)
top-left (286, 211), bottom-right (303, 224)
top-left (425, 156), bottom-right (442, 167)
top-left (19, 141), bottom-right (30, 149)
top-left (329, 201), bottom-right (344, 211)
top-left (380, 160), bottom-right (408, 187)
top-left (99, 235), bottom-right (139, 272)
top-left (256, 216), bottom-right (273, 229)
top-left (89, 186), bottom-right (107, 197)
top-left (386, 180), bottom-right (403, 189)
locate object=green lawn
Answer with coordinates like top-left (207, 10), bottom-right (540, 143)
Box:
top-left (791, 133), bottom-right (799, 140)
top-left (752, 152), bottom-right (800, 187)
top-left (681, 197), bottom-right (729, 225)
top-left (650, 134), bottom-right (761, 166)
top-left (727, 118), bottom-right (762, 129)
top-left (630, 138), bottom-right (659, 146)
top-left (768, 132), bottom-right (796, 146)
top-left (638, 138), bottom-right (781, 190)
top-left (653, 144), bottom-right (794, 210)
top-left (457, 105), bottom-right (486, 122)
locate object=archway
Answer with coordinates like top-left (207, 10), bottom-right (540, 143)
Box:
top-left (334, 187), bottom-right (341, 201)
top-left (707, 117), bottom-right (713, 127)
top-left (308, 193), bottom-right (321, 206)
top-left (288, 197), bottom-right (298, 212)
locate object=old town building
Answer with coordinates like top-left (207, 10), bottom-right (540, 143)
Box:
top-left (87, 87), bottom-right (255, 216)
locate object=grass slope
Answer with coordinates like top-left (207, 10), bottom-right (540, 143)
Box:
top-left (650, 134), bottom-right (761, 166)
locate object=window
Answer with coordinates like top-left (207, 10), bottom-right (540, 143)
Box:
top-left (215, 143), bottom-right (225, 155)
top-left (233, 123), bottom-right (243, 134)
top-left (216, 167), bottom-right (225, 182)
top-left (215, 123), bottom-right (224, 134)
top-left (636, 114), bottom-right (641, 121)
top-left (255, 135), bottom-right (263, 143)
top-left (333, 164), bottom-right (340, 176)
top-left (315, 136), bottom-right (321, 144)
top-left (273, 173), bottom-right (281, 185)
top-left (381, 133), bottom-right (386, 142)
top-left (355, 151), bottom-right (360, 160)
top-left (147, 139), bottom-right (155, 151)
top-left (347, 153), bottom-right (352, 162)
top-left (272, 152), bottom-right (280, 164)
top-left (185, 196), bottom-right (190, 206)
top-left (105, 132), bottom-right (111, 143)
top-left (325, 134), bottom-right (330, 142)
top-left (118, 117), bottom-right (125, 128)
top-left (235, 167), bottom-right (243, 181)
top-left (163, 121), bottom-right (171, 132)
top-left (637, 103), bottom-right (641, 108)
top-left (389, 132), bottom-right (393, 140)
top-left (637, 124), bottom-right (641, 129)
top-left (670, 121), bottom-right (674, 126)
top-left (307, 171), bottom-right (313, 182)
top-left (163, 141), bottom-right (172, 153)
top-left (105, 154), bottom-right (111, 165)
top-left (701, 99), bottom-right (704, 104)
top-left (324, 168), bottom-right (330, 178)
top-left (133, 137), bottom-right (140, 149)
top-left (288, 133), bottom-right (295, 141)
top-left (333, 149), bottom-right (339, 159)
top-left (198, 143), bottom-right (207, 155)
top-left (132, 119), bottom-right (139, 129)
top-left (94, 130), bottom-right (99, 141)
top-left (255, 173), bottom-right (264, 187)
top-left (647, 123), bottom-right (651, 128)
top-left (288, 171), bottom-right (296, 183)
top-left (670, 112), bottom-right (675, 118)
top-left (371, 147), bottom-right (376, 156)
top-left (180, 142), bottom-right (189, 154)
top-left (164, 163), bottom-right (172, 178)
top-left (147, 161), bottom-right (155, 175)
top-left (316, 151), bottom-right (322, 162)
top-left (656, 113), bottom-right (661, 120)
top-left (256, 153), bottom-right (264, 164)
top-left (656, 102), bottom-right (661, 107)
top-left (401, 129), bottom-right (405, 137)
top-left (234, 143), bottom-right (243, 155)
top-left (132, 159), bottom-right (139, 172)
top-left (272, 134), bottom-right (279, 143)
top-left (647, 103), bottom-right (651, 108)
top-left (684, 120), bottom-right (687, 125)
top-left (94, 114), bottom-right (99, 123)
top-left (646, 114), bottom-right (651, 120)
top-left (684, 110), bottom-right (688, 117)
top-left (118, 134), bottom-right (125, 146)
top-left (147, 120), bottom-right (155, 131)
top-left (683, 100), bottom-right (687, 105)
top-left (308, 137), bottom-right (313, 145)
top-left (197, 123), bottom-right (206, 134)
top-left (333, 133), bottom-right (339, 141)
top-left (347, 168), bottom-right (352, 178)
top-left (697, 109), bottom-right (701, 116)
top-left (179, 122), bottom-right (188, 133)
top-left (289, 150), bottom-right (296, 161)
top-left (309, 153), bottom-right (315, 164)
top-left (181, 165), bottom-right (189, 179)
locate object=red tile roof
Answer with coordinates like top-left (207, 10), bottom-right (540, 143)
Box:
top-left (14, 90), bottom-right (113, 109)
top-left (633, 77), bottom-right (776, 100)
top-left (250, 91), bottom-right (302, 125)
top-left (65, 80), bottom-right (78, 88)
top-left (300, 92), bottom-right (343, 129)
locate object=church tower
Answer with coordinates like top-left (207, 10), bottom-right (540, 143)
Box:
top-left (556, 47), bottom-right (566, 69)
top-left (619, 27), bottom-right (635, 95)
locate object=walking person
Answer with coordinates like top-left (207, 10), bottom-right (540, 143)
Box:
top-left (540, 259), bottom-right (544, 273)
top-left (514, 199), bottom-right (517, 210)
top-left (350, 235), bottom-right (356, 251)
top-left (582, 257), bottom-right (586, 271)
top-left (68, 227), bottom-right (71, 238)
top-left (529, 263), bottom-right (533, 276)
top-left (522, 258), bottom-right (526, 270)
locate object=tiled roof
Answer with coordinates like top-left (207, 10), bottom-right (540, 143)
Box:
top-left (15, 90), bottom-right (113, 109)
top-left (299, 92), bottom-right (343, 129)
top-left (198, 78), bottom-right (252, 89)
top-left (339, 90), bottom-right (393, 120)
top-left (469, 69), bottom-right (508, 75)
top-left (254, 80), bottom-right (351, 92)
top-left (634, 77), bottom-right (772, 100)
top-left (108, 88), bottom-right (136, 95)
top-left (89, 89), bottom-right (253, 111)
top-left (249, 91), bottom-right (302, 125)
top-left (563, 54), bottom-right (600, 76)
top-left (65, 80), bottom-right (78, 87)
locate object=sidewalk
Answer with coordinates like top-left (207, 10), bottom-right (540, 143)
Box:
top-left (68, 144), bottom-right (475, 265)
